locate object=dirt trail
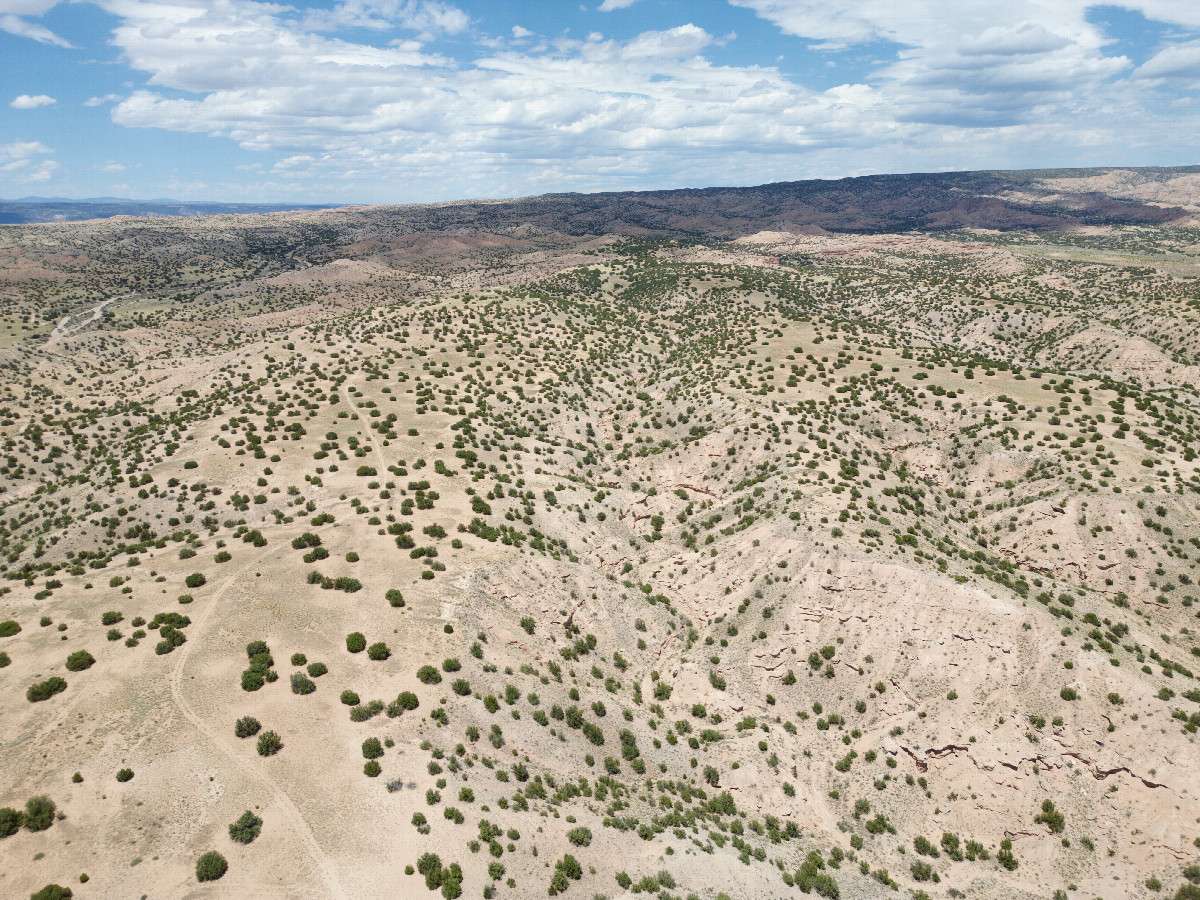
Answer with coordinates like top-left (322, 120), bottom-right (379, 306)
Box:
top-left (49, 294), bottom-right (128, 342)
top-left (168, 542), bottom-right (347, 900)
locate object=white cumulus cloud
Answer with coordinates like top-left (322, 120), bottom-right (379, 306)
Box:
top-left (0, 0), bottom-right (73, 46)
top-left (60, 0), bottom-right (1200, 201)
top-left (11, 93), bottom-right (56, 108)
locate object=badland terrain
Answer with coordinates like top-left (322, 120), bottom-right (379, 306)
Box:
top-left (1, 167), bottom-right (1200, 900)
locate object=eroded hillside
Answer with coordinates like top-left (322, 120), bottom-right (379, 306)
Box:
top-left (1, 176), bottom-right (1200, 900)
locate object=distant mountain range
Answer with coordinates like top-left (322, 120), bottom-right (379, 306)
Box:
top-left (3, 165), bottom-right (1198, 230)
top-left (0, 198), bottom-right (336, 224)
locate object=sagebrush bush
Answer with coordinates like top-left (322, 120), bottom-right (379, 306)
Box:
top-left (228, 810), bottom-right (262, 844)
top-left (257, 731), bottom-right (282, 756)
top-left (27, 677), bottom-right (67, 703)
top-left (23, 795), bottom-right (56, 832)
top-left (185, 573), bottom-right (207, 589)
top-left (291, 672), bottom-right (316, 695)
top-left (346, 632), bottom-right (366, 653)
top-left (65, 650), bottom-right (95, 672)
top-left (30, 885), bottom-right (73, 900)
top-left (417, 665), bottom-right (441, 684)
top-left (0, 619), bottom-right (21, 637)
top-left (367, 642), bottom-right (390, 661)
top-left (195, 850), bottom-right (227, 882)
top-left (0, 806), bottom-right (22, 837)
top-left (115, 768), bottom-right (134, 783)
top-left (235, 716), bottom-right (261, 738)
top-left (241, 670), bottom-right (264, 691)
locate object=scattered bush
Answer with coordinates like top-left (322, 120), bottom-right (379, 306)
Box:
top-left (417, 665), bottom-right (441, 685)
top-left (388, 691), bottom-right (420, 716)
top-left (241, 670), bottom-right (265, 692)
top-left (27, 677), bottom-right (67, 703)
top-left (30, 885), bottom-right (73, 900)
top-left (364, 760), bottom-right (381, 777)
top-left (291, 672), bottom-right (316, 695)
top-left (367, 642), bottom-right (390, 661)
top-left (235, 716), bottom-right (261, 738)
top-left (362, 737), bottom-right (384, 759)
top-left (257, 730), bottom-right (282, 756)
top-left (100, 611), bottom-right (122, 626)
top-left (346, 632), bottom-right (366, 653)
top-left (115, 768), bottom-right (134, 783)
top-left (185, 573), bottom-right (207, 589)
top-left (291, 653), bottom-right (307, 666)
top-left (0, 807), bottom-right (23, 837)
top-left (23, 796), bottom-right (56, 832)
top-left (0, 620), bottom-right (21, 637)
top-left (228, 810), bottom-right (262, 844)
top-left (386, 589), bottom-right (405, 607)
top-left (65, 650), bottom-right (95, 672)
top-left (195, 850), bottom-right (228, 882)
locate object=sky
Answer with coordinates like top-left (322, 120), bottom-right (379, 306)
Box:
top-left (1, 0), bottom-right (1198, 203)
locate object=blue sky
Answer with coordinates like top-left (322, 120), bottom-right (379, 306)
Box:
top-left (2, 0), bottom-right (1198, 203)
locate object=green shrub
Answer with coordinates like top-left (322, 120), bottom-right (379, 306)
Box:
top-left (115, 768), bottom-right (134, 783)
top-left (257, 731), bottom-right (282, 756)
top-left (364, 760), bottom-right (381, 777)
top-left (1034, 799), bottom-right (1065, 833)
top-left (65, 650), bottom-right (95, 672)
top-left (23, 796), bottom-right (55, 832)
top-left (417, 665), bottom-right (441, 684)
top-left (27, 677), bottom-right (67, 703)
top-left (100, 611), bottom-right (122, 626)
top-left (452, 679), bottom-right (471, 696)
top-left (291, 672), bottom-right (316, 695)
top-left (367, 642), bottom-right (390, 661)
top-left (30, 885), bottom-right (73, 900)
top-left (362, 737), bottom-right (384, 759)
top-left (386, 589), bottom-right (405, 607)
top-left (228, 810), bottom-right (262, 844)
top-left (195, 850), bottom-right (228, 882)
top-left (566, 826), bottom-right (592, 846)
top-left (442, 657), bottom-right (461, 672)
top-left (241, 670), bottom-right (264, 692)
top-left (0, 620), bottom-right (21, 637)
top-left (185, 573), bottom-right (206, 588)
top-left (340, 689), bottom-right (360, 705)
top-left (0, 807), bottom-right (22, 837)
top-left (291, 653), bottom-right (307, 666)
top-left (389, 691), bottom-right (419, 716)
top-left (235, 716), bottom-right (261, 738)
top-left (0, 651), bottom-right (9, 667)
top-left (346, 632), bottom-right (366, 653)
